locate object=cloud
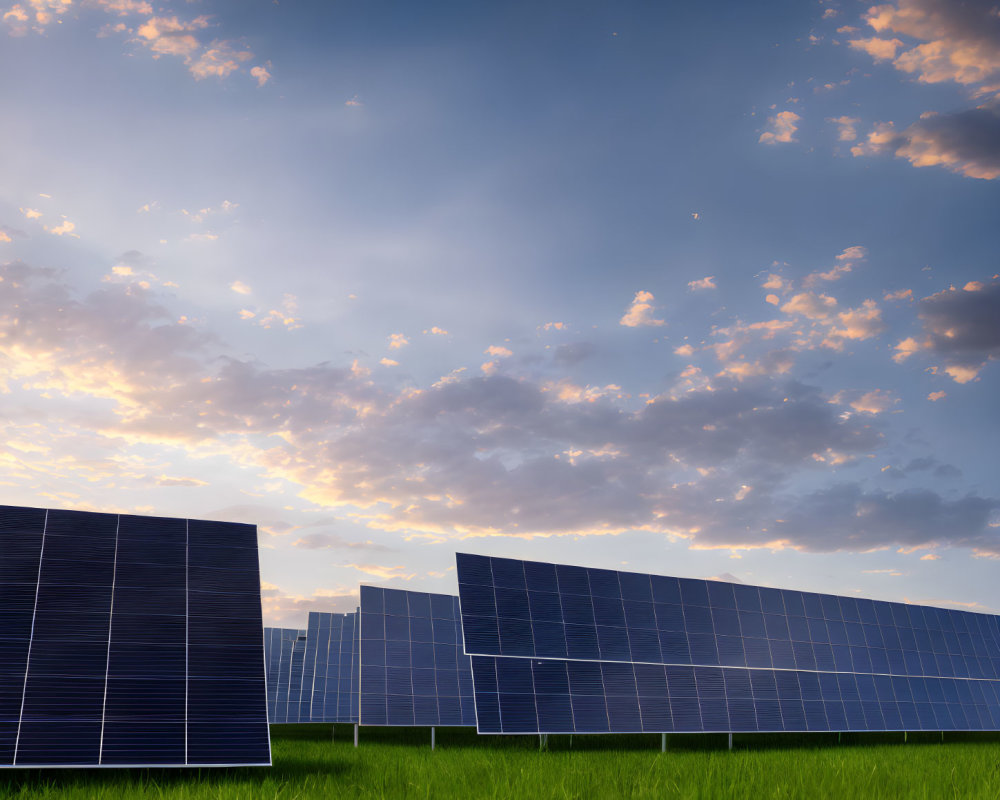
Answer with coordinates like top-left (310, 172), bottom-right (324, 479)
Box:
top-left (927, 390), bottom-right (947, 401)
top-left (292, 532), bottom-right (393, 552)
top-left (781, 292), bottom-right (838, 319)
top-left (47, 219), bottom-right (77, 237)
top-left (250, 64), bottom-right (271, 87)
top-left (189, 41), bottom-right (253, 81)
top-left (769, 484), bottom-right (1000, 556)
top-left (3, 0), bottom-right (70, 35)
top-left (855, 99), bottom-right (1000, 179)
top-left (849, 36), bottom-right (904, 62)
top-left (899, 279), bottom-right (1000, 379)
top-left (4, 261), bottom-right (997, 560)
top-left (156, 475), bottom-right (208, 487)
top-left (261, 583), bottom-right (358, 623)
top-left (344, 563), bottom-right (416, 581)
top-left (688, 276), bottom-right (717, 291)
top-left (804, 245), bottom-right (867, 286)
top-left (379, 357), bottom-right (399, 367)
top-left (424, 326), bottom-right (449, 336)
top-left (20, 207), bottom-right (41, 220)
top-left (828, 115), bottom-right (862, 141)
top-left (858, 0), bottom-right (1000, 86)
top-left (136, 15), bottom-right (209, 58)
top-left (257, 294), bottom-right (302, 330)
top-left (619, 290), bottom-right (665, 327)
top-left (553, 341), bottom-right (597, 366)
top-left (388, 333), bottom-right (409, 349)
top-left (230, 280), bottom-right (252, 295)
top-left (0, 223), bottom-right (24, 242)
top-left (759, 111), bottom-right (801, 144)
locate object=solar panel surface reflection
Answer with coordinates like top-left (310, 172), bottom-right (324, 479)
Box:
top-left (456, 553), bottom-right (1000, 734)
top-left (359, 586), bottom-right (475, 727)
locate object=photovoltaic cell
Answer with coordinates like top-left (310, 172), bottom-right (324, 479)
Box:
top-left (0, 505), bottom-right (270, 767)
top-left (359, 586), bottom-right (475, 727)
top-left (456, 553), bottom-right (1000, 734)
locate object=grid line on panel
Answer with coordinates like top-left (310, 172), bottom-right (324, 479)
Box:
top-left (12, 509), bottom-right (47, 767)
top-left (97, 514), bottom-right (121, 765)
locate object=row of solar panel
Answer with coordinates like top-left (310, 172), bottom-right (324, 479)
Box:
top-left (455, 554), bottom-right (1000, 683)
top-left (460, 619), bottom-right (999, 679)
top-left (470, 657), bottom-right (1000, 733)
top-left (264, 613), bottom-right (359, 724)
top-left (0, 506), bottom-right (270, 767)
top-left (260, 563), bottom-right (1000, 736)
top-left (264, 588), bottom-right (478, 727)
top-left (457, 555), bottom-right (999, 636)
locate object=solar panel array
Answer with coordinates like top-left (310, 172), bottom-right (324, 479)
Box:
top-left (304, 612), bottom-right (359, 723)
top-left (359, 586), bottom-right (475, 727)
top-left (264, 613), bottom-right (359, 724)
top-left (456, 553), bottom-right (1000, 734)
top-left (0, 505), bottom-right (270, 767)
top-left (263, 628), bottom-right (304, 724)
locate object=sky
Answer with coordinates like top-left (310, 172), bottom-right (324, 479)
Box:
top-left (1, 0), bottom-right (999, 626)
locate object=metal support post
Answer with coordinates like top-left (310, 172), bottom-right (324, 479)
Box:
top-left (728, 733), bottom-right (733, 751)
top-left (661, 733), bottom-right (666, 753)
top-left (354, 723), bottom-right (359, 748)
top-left (838, 732), bottom-right (841, 744)
top-left (904, 731), bottom-right (907, 743)
top-left (431, 727), bottom-right (436, 750)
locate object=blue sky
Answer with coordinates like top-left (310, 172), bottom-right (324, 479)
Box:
top-left (1, 0), bottom-right (998, 625)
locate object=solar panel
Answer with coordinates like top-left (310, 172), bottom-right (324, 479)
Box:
top-left (263, 628), bottom-right (304, 724)
top-left (284, 634), bottom-right (308, 723)
top-left (456, 553), bottom-right (1000, 734)
top-left (302, 611), bottom-right (358, 722)
top-left (359, 586), bottom-right (475, 727)
top-left (0, 505), bottom-right (270, 767)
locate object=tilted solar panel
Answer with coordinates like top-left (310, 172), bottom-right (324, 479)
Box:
top-left (284, 634), bottom-right (308, 723)
top-left (263, 628), bottom-right (303, 724)
top-left (0, 505), bottom-right (270, 767)
top-left (359, 587), bottom-right (475, 727)
top-left (456, 553), bottom-right (1000, 734)
top-left (286, 611), bottom-right (360, 724)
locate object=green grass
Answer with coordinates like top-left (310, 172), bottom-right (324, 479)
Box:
top-left (3, 725), bottom-right (1000, 799)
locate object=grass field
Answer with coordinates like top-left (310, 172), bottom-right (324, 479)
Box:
top-left (3, 725), bottom-right (1000, 799)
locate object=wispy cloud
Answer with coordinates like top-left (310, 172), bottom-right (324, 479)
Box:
top-left (619, 290), bottom-right (665, 327)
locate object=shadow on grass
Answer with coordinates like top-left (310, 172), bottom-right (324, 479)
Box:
top-left (0, 756), bottom-right (350, 792)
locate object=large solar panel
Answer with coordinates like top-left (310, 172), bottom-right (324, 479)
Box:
top-left (303, 611), bottom-right (360, 723)
top-left (456, 553), bottom-right (1000, 734)
top-left (0, 505), bottom-right (270, 767)
top-left (359, 586), bottom-right (475, 727)
top-left (263, 628), bottom-right (304, 724)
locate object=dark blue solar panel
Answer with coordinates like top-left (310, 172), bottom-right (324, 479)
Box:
top-left (0, 506), bottom-right (270, 767)
top-left (303, 611), bottom-right (359, 723)
top-left (264, 628), bottom-right (302, 723)
top-left (359, 587), bottom-right (475, 727)
top-left (457, 554), bottom-right (1000, 734)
